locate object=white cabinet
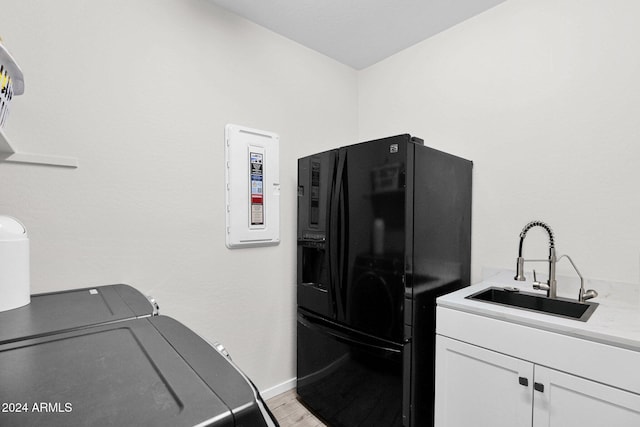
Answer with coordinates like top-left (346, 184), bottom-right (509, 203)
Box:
top-left (533, 365), bottom-right (640, 427)
top-left (435, 336), bottom-right (532, 427)
top-left (435, 336), bottom-right (640, 427)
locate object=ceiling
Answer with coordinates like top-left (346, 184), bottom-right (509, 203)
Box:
top-left (210, 0), bottom-right (507, 70)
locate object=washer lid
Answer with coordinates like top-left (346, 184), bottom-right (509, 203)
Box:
top-left (0, 216), bottom-right (27, 240)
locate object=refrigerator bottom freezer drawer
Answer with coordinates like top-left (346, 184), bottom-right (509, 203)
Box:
top-left (296, 310), bottom-right (405, 427)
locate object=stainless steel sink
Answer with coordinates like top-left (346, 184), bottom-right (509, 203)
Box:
top-left (466, 287), bottom-right (598, 322)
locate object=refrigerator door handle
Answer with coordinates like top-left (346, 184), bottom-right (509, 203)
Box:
top-left (299, 311), bottom-right (402, 355)
top-left (327, 153), bottom-right (338, 318)
top-left (337, 156), bottom-right (348, 319)
top-left (330, 151), bottom-right (346, 319)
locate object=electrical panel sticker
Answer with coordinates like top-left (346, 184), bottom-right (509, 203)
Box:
top-left (250, 151), bottom-right (264, 227)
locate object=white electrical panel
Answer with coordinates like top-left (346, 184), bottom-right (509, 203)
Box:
top-left (225, 124), bottom-right (280, 248)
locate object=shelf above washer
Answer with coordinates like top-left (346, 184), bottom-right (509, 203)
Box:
top-left (0, 128), bottom-right (78, 168)
top-left (1, 43), bottom-right (78, 168)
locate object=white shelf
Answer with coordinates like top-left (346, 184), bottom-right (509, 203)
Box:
top-left (0, 128), bottom-right (78, 168)
top-left (1, 43), bottom-right (78, 168)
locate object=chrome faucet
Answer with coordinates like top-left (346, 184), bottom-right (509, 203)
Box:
top-left (514, 221), bottom-right (598, 302)
top-left (514, 221), bottom-right (558, 298)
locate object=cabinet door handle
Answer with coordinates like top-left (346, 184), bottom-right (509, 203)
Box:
top-left (534, 382), bottom-right (544, 393)
top-left (518, 377), bottom-right (529, 387)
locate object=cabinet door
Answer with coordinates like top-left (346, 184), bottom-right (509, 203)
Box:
top-left (435, 335), bottom-right (533, 427)
top-left (533, 365), bottom-right (640, 427)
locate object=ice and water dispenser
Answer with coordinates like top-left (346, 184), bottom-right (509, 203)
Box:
top-left (297, 155), bottom-right (333, 318)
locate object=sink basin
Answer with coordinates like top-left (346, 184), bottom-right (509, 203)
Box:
top-left (466, 287), bottom-right (598, 322)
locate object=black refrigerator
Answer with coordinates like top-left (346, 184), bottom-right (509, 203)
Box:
top-left (296, 134), bottom-right (472, 427)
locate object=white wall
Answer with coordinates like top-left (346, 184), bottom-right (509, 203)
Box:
top-left (0, 0), bottom-right (357, 393)
top-left (359, 0), bottom-right (640, 286)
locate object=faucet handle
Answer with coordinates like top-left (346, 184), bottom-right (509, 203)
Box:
top-left (514, 257), bottom-right (526, 281)
top-left (581, 289), bottom-right (598, 302)
top-left (532, 270), bottom-right (550, 291)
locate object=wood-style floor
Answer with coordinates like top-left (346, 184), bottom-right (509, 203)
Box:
top-left (266, 389), bottom-right (327, 427)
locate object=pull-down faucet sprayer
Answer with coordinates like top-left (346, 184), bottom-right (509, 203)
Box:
top-left (514, 221), bottom-right (557, 298)
top-left (514, 220), bottom-right (598, 302)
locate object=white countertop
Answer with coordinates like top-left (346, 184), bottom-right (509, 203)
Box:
top-left (437, 269), bottom-right (640, 352)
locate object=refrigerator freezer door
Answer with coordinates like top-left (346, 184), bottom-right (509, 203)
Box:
top-left (297, 309), bottom-right (404, 427)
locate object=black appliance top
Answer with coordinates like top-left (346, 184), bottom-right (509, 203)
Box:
top-left (0, 284), bottom-right (154, 345)
top-left (0, 315), bottom-right (274, 427)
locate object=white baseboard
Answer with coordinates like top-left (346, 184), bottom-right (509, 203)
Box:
top-left (260, 377), bottom-right (296, 400)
